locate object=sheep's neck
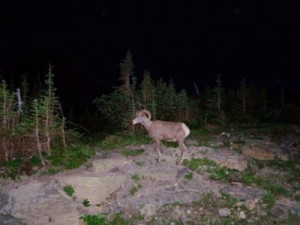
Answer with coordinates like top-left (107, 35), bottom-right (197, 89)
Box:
top-left (141, 120), bottom-right (152, 131)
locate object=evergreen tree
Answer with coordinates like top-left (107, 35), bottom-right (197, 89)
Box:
top-left (176, 89), bottom-right (190, 121)
top-left (155, 79), bottom-right (168, 120)
top-left (94, 89), bottom-right (130, 133)
top-left (205, 74), bottom-right (225, 126)
top-left (31, 98), bottom-right (45, 165)
top-left (154, 78), bottom-right (177, 120)
top-left (0, 80), bottom-right (16, 161)
top-left (20, 74), bottom-right (29, 106)
top-left (140, 70), bottom-right (152, 105)
top-left (166, 79), bottom-right (177, 120)
top-left (214, 74), bottom-right (223, 112)
top-left (140, 70), bottom-right (156, 119)
top-left (237, 77), bottom-right (247, 114)
top-left (280, 88), bottom-right (285, 108)
top-left (95, 51), bottom-right (137, 134)
top-left (119, 50), bottom-right (134, 96)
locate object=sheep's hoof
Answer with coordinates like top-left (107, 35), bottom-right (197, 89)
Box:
top-left (157, 154), bottom-right (162, 163)
top-left (177, 157), bottom-right (184, 165)
top-left (177, 160), bottom-right (183, 165)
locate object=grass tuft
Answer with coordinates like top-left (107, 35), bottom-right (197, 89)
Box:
top-left (122, 149), bottom-right (144, 157)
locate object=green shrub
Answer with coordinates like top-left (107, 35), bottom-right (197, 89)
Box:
top-left (0, 159), bottom-right (22, 180)
top-left (80, 214), bottom-right (107, 225)
top-left (184, 172), bottom-right (193, 180)
top-left (261, 191), bottom-right (275, 211)
top-left (47, 144), bottom-right (94, 170)
top-left (183, 158), bottom-right (216, 171)
top-left (131, 173), bottom-right (142, 182)
top-left (221, 192), bottom-right (238, 208)
top-left (262, 183), bottom-right (289, 197)
top-left (208, 166), bottom-right (230, 182)
top-left (63, 185), bottom-right (75, 197)
top-left (79, 211), bottom-right (139, 224)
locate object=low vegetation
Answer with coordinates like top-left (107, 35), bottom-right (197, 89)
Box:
top-left (129, 173), bottom-right (143, 196)
top-left (122, 149), bottom-right (145, 157)
top-left (80, 213), bottom-right (139, 225)
top-left (183, 156), bottom-right (300, 201)
top-left (63, 185), bottom-right (75, 197)
top-left (0, 66), bottom-right (95, 179)
top-left (82, 199), bottom-right (91, 207)
top-left (80, 190), bottom-right (300, 225)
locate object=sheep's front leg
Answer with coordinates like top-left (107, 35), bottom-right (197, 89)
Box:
top-left (154, 140), bottom-right (162, 162)
top-left (177, 141), bottom-right (187, 165)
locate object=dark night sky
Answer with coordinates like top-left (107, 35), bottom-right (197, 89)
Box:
top-left (1, 1), bottom-right (300, 110)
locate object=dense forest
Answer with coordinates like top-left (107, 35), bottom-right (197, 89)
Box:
top-left (92, 51), bottom-right (300, 134)
top-left (0, 51), bottom-right (300, 174)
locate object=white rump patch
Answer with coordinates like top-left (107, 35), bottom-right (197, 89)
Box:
top-left (181, 123), bottom-right (190, 137)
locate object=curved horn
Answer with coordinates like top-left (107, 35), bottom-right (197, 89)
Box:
top-left (138, 110), bottom-right (151, 120)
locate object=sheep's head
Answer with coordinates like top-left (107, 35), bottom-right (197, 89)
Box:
top-left (132, 110), bottom-right (151, 125)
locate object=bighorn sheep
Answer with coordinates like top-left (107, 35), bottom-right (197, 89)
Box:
top-left (132, 109), bottom-right (190, 164)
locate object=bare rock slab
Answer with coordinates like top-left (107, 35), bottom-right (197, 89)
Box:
top-left (242, 148), bottom-right (275, 161)
top-left (143, 171), bottom-right (177, 181)
top-left (93, 158), bottom-right (132, 173)
top-left (207, 150), bottom-right (248, 171)
top-left (59, 174), bottom-right (127, 204)
top-left (139, 204), bottom-right (157, 221)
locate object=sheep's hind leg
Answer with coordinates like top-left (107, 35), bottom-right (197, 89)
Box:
top-left (177, 142), bottom-right (187, 165)
top-left (155, 140), bottom-right (162, 162)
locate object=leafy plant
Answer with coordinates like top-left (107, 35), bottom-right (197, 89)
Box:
top-left (221, 192), bottom-right (238, 208)
top-left (165, 201), bottom-right (182, 208)
top-left (238, 168), bottom-right (262, 185)
top-left (261, 191), bottom-right (275, 212)
top-left (0, 167), bottom-right (20, 180)
top-left (46, 144), bottom-right (94, 171)
top-left (63, 185), bottom-right (75, 197)
top-left (40, 167), bottom-right (61, 175)
top-left (184, 172), bottom-right (193, 180)
top-left (0, 159), bottom-right (22, 180)
top-left (262, 183), bottom-right (289, 197)
top-left (129, 186), bottom-right (139, 196)
top-left (81, 213), bottom-right (134, 225)
top-left (80, 214), bottom-right (107, 225)
top-left (208, 166), bottom-right (230, 182)
top-left (82, 198), bottom-right (90, 207)
top-left (183, 158), bottom-right (217, 171)
top-left (131, 173), bottom-right (142, 182)
top-left (129, 173), bottom-right (143, 196)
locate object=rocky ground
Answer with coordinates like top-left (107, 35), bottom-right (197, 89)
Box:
top-left (1, 125), bottom-right (300, 225)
